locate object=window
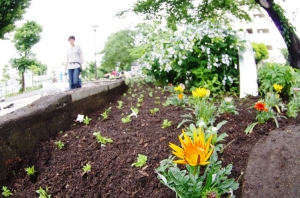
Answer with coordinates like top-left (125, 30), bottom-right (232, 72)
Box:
top-left (257, 29), bottom-right (270, 33)
top-left (253, 14), bottom-right (265, 18)
top-left (246, 29), bottom-right (253, 34)
top-left (267, 45), bottom-right (273, 50)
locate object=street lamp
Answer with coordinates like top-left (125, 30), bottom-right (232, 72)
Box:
top-left (92, 25), bottom-right (99, 80)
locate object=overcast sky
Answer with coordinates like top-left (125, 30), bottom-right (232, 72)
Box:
top-left (0, 0), bottom-right (299, 75)
top-left (0, 0), bottom-right (140, 74)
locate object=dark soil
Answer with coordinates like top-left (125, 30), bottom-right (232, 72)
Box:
top-left (1, 82), bottom-right (300, 198)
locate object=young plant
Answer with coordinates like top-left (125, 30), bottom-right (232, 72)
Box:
top-left (129, 107), bottom-right (139, 117)
top-left (2, 186), bottom-right (13, 197)
top-left (101, 111), bottom-right (109, 120)
top-left (137, 97), bottom-right (143, 103)
top-left (287, 95), bottom-right (300, 118)
top-left (121, 116), bottom-right (131, 123)
top-left (117, 100), bottom-right (123, 109)
top-left (218, 97), bottom-right (239, 115)
top-left (137, 103), bottom-right (141, 108)
top-left (154, 101), bottom-right (160, 104)
top-left (150, 107), bottom-right (159, 114)
top-left (82, 163), bottom-right (91, 173)
top-left (162, 119), bottom-right (172, 129)
top-left (132, 154), bottom-right (147, 167)
top-left (148, 92), bottom-right (153, 97)
top-left (83, 116), bottom-right (92, 125)
top-left (25, 165), bottom-right (36, 176)
top-left (93, 132), bottom-right (113, 144)
top-left (55, 140), bottom-right (65, 150)
top-left (36, 187), bottom-right (51, 198)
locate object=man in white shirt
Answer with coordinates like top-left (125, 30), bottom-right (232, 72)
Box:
top-left (65, 36), bottom-right (84, 90)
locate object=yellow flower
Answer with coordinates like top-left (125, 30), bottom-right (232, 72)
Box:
top-left (178, 93), bottom-right (184, 100)
top-left (273, 84), bottom-right (283, 93)
top-left (174, 85), bottom-right (184, 93)
top-left (169, 128), bottom-right (214, 167)
top-left (192, 88), bottom-right (209, 99)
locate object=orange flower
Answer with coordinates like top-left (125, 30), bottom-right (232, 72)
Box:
top-left (254, 101), bottom-right (268, 112)
top-left (178, 93), bottom-right (184, 100)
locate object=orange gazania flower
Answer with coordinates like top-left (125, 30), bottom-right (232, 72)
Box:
top-left (178, 93), bottom-right (184, 100)
top-left (169, 128), bottom-right (214, 167)
top-left (254, 101), bottom-right (268, 112)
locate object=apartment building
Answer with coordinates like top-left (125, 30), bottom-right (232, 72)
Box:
top-left (234, 8), bottom-right (287, 64)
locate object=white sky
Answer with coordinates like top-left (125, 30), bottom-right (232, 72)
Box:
top-left (0, 0), bottom-right (299, 75)
top-left (0, 0), bottom-right (140, 73)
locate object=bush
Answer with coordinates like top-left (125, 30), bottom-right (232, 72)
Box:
top-left (140, 23), bottom-right (244, 94)
top-left (252, 42), bottom-right (269, 64)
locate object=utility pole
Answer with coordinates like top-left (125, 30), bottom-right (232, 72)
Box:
top-left (92, 25), bottom-right (99, 80)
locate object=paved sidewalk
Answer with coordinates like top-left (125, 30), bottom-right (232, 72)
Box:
top-left (242, 125), bottom-right (300, 198)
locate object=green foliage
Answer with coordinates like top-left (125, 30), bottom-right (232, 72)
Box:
top-left (93, 132), bottom-right (113, 144)
top-left (25, 165), bottom-right (36, 176)
top-left (0, 0), bottom-right (31, 39)
top-left (101, 111), bottom-right (109, 120)
top-left (132, 154), bottom-right (147, 167)
top-left (120, 0), bottom-right (256, 30)
top-left (100, 29), bottom-right (136, 71)
top-left (55, 140), bottom-right (65, 150)
top-left (117, 100), bottom-right (123, 109)
top-left (150, 107), bottom-right (159, 114)
top-left (140, 23), bottom-right (241, 92)
top-left (252, 42), bottom-right (269, 64)
top-left (83, 116), bottom-right (92, 125)
top-left (162, 119), bottom-right (172, 129)
top-left (2, 186), bottom-right (13, 197)
top-left (156, 153), bottom-right (238, 198)
top-left (257, 63), bottom-right (297, 96)
top-left (121, 116), bottom-right (131, 123)
top-left (36, 187), bottom-right (51, 198)
top-left (218, 97), bottom-right (239, 115)
top-left (287, 92), bottom-right (300, 118)
top-left (280, 48), bottom-right (289, 65)
top-left (82, 163), bottom-right (92, 173)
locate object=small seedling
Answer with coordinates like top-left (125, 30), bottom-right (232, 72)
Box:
top-left (162, 119), bottom-right (172, 128)
top-left (148, 92), bottom-right (153, 97)
top-left (105, 107), bottom-right (112, 113)
top-left (2, 186), bottom-right (13, 197)
top-left (130, 107), bottom-right (139, 117)
top-left (121, 116), bottom-right (131, 123)
top-left (83, 116), bottom-right (92, 125)
top-left (25, 166), bottom-right (36, 176)
top-left (132, 154), bottom-right (147, 167)
top-left (59, 131), bottom-right (63, 134)
top-left (36, 186), bottom-right (51, 198)
top-left (83, 163), bottom-right (91, 173)
top-left (137, 103), bottom-right (141, 108)
top-left (101, 111), bottom-right (109, 120)
top-left (154, 101), bottom-right (160, 104)
top-left (117, 101), bottom-right (123, 109)
top-left (55, 140), bottom-right (64, 150)
top-left (93, 132), bottom-right (113, 144)
top-left (150, 108), bottom-right (159, 114)
top-left (155, 96), bottom-right (160, 100)
top-left (137, 98), bottom-right (143, 103)
top-left (123, 93), bottom-right (127, 97)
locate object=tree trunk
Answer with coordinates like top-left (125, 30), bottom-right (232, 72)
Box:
top-left (255, 0), bottom-right (300, 69)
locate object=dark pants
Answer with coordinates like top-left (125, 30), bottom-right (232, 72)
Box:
top-left (68, 68), bottom-right (81, 90)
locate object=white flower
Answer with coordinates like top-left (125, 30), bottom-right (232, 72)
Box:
top-left (224, 97), bottom-right (233, 103)
top-left (198, 121), bottom-right (205, 127)
top-left (212, 127), bottom-right (218, 132)
top-left (178, 60), bottom-right (183, 65)
top-left (76, 114), bottom-right (84, 122)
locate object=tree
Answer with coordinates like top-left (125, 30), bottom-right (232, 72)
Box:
top-left (10, 21), bottom-right (42, 91)
top-left (252, 42), bottom-right (269, 64)
top-left (100, 29), bottom-right (136, 71)
top-left (1, 64), bottom-right (10, 95)
top-left (0, 0), bottom-right (31, 39)
top-left (120, 0), bottom-right (300, 69)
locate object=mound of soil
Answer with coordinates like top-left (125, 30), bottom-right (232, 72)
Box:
top-left (2, 82), bottom-right (300, 198)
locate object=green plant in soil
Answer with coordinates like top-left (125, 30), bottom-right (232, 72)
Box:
top-left (36, 186), bottom-right (51, 198)
top-left (83, 163), bottom-right (91, 173)
top-left (123, 93), bottom-right (127, 97)
top-left (137, 103), bottom-right (141, 108)
top-left (2, 186), bottom-right (13, 197)
top-left (137, 97), bottom-right (143, 103)
top-left (25, 165), bottom-right (36, 176)
top-left (93, 132), bottom-right (113, 144)
top-left (150, 107), bottom-right (159, 114)
top-left (162, 119), bottom-right (172, 129)
top-left (132, 154), bottom-right (147, 167)
top-left (154, 101), bottom-right (160, 104)
top-left (117, 100), bottom-right (124, 109)
top-left (122, 116), bottom-right (131, 123)
top-left (83, 116), bottom-right (92, 125)
top-left (101, 111), bottom-right (109, 120)
top-left (55, 140), bottom-right (65, 150)
top-left (149, 92), bottom-right (153, 97)
top-left (155, 96), bottom-right (160, 100)
top-left (218, 97), bottom-right (239, 115)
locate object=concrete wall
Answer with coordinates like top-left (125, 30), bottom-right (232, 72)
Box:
top-left (0, 80), bottom-right (127, 180)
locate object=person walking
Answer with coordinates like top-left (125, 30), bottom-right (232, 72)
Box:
top-left (65, 35), bottom-right (84, 90)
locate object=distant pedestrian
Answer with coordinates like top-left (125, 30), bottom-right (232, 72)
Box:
top-left (65, 35), bottom-right (84, 90)
top-left (52, 73), bottom-right (58, 83)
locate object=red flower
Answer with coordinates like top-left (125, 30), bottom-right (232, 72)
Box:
top-left (254, 101), bottom-right (268, 112)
